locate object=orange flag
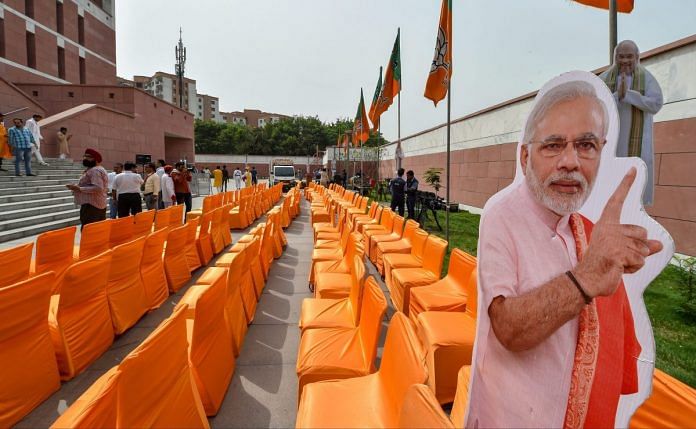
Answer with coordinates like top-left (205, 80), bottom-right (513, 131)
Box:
top-left (368, 67), bottom-right (383, 131)
top-left (373, 29), bottom-right (401, 121)
top-left (424, 0), bottom-right (452, 106)
top-left (352, 89), bottom-right (370, 146)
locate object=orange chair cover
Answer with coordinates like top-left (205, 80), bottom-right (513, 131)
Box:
top-left (210, 208), bottom-right (225, 254)
top-left (140, 228), bottom-right (170, 310)
top-left (398, 384), bottom-right (454, 428)
top-left (297, 278), bottom-right (387, 399)
top-left (383, 229), bottom-right (429, 290)
top-left (168, 204), bottom-right (184, 227)
top-left (630, 369), bottom-right (696, 428)
top-left (314, 256), bottom-right (365, 300)
top-left (106, 237), bottom-right (149, 334)
top-left (0, 272), bottom-right (60, 428)
top-left (49, 250), bottom-right (114, 380)
top-left (50, 368), bottom-right (120, 428)
top-left (185, 218), bottom-right (203, 272)
top-left (164, 225), bottom-right (192, 293)
top-left (196, 267), bottom-right (248, 356)
top-left (51, 307), bottom-right (210, 428)
top-left (416, 311), bottom-right (476, 404)
top-left (373, 219), bottom-right (419, 275)
top-left (295, 313), bottom-right (427, 428)
top-left (368, 215), bottom-right (406, 262)
top-left (154, 207), bottom-right (171, 231)
top-left (177, 283), bottom-right (236, 416)
top-left (0, 242), bottom-right (33, 288)
top-left (220, 203), bottom-right (233, 247)
top-left (132, 210), bottom-right (155, 238)
top-left (33, 226), bottom-right (76, 291)
top-left (449, 366), bottom-right (471, 427)
top-left (196, 211), bottom-right (215, 266)
top-left (75, 219), bottom-right (110, 261)
top-left (108, 217), bottom-right (134, 248)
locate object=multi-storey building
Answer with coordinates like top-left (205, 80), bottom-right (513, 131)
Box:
top-left (196, 93), bottom-right (223, 122)
top-left (0, 0), bottom-right (116, 85)
top-left (132, 72), bottom-right (197, 114)
top-left (220, 109), bottom-right (289, 128)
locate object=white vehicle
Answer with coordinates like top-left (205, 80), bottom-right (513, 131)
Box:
top-left (270, 159), bottom-right (296, 191)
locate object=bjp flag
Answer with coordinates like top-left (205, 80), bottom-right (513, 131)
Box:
top-left (424, 0), bottom-right (452, 106)
top-left (352, 89), bottom-right (370, 146)
top-left (573, 0), bottom-right (634, 13)
top-left (373, 29), bottom-right (401, 120)
top-left (368, 66), bottom-right (383, 131)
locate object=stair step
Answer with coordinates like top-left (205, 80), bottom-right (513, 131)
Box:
top-left (0, 178), bottom-right (76, 189)
top-left (0, 196), bottom-right (76, 212)
top-left (0, 208), bottom-right (80, 232)
top-left (0, 189), bottom-right (74, 203)
top-left (0, 202), bottom-right (77, 221)
top-left (0, 217), bottom-right (81, 243)
top-left (0, 174), bottom-right (83, 182)
top-left (0, 184), bottom-right (74, 196)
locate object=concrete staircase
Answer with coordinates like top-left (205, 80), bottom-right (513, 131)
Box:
top-left (0, 158), bottom-right (84, 243)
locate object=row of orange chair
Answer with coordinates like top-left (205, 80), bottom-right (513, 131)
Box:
top-left (0, 184), bottom-right (289, 427)
top-left (48, 184), bottom-right (299, 427)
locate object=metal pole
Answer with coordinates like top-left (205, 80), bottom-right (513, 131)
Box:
top-left (397, 92), bottom-right (401, 171)
top-left (609, 0), bottom-right (617, 63)
top-left (446, 81), bottom-right (451, 247)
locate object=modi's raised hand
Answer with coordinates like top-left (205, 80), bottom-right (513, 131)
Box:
top-left (575, 168), bottom-right (663, 298)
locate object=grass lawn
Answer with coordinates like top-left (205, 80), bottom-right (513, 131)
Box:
top-left (421, 209), bottom-right (696, 388)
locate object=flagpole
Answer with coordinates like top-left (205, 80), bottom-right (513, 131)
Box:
top-left (445, 82), bottom-right (451, 248)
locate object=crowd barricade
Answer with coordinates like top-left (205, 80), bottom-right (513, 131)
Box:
top-left (0, 241), bottom-right (33, 288)
top-left (32, 226), bottom-right (77, 292)
top-left (50, 251), bottom-right (113, 381)
top-left (389, 235), bottom-right (448, 315)
top-left (75, 219), bottom-right (110, 261)
top-left (296, 276), bottom-right (387, 401)
top-left (409, 249), bottom-right (477, 322)
top-left (295, 313), bottom-right (427, 428)
top-left (106, 236), bottom-right (149, 335)
top-left (0, 272), bottom-right (60, 428)
top-left (373, 219), bottom-right (419, 276)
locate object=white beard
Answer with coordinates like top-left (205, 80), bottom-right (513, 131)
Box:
top-left (525, 158), bottom-right (593, 216)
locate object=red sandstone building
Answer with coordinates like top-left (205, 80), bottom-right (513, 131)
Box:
top-left (0, 0), bottom-right (194, 167)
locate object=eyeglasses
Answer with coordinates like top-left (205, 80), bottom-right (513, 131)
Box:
top-left (526, 136), bottom-right (604, 159)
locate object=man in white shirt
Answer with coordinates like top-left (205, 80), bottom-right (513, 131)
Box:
top-left (25, 114), bottom-right (49, 166)
top-left (161, 165), bottom-right (176, 207)
top-left (155, 159), bottom-right (166, 208)
top-left (106, 162), bottom-right (123, 219)
top-left (233, 166), bottom-right (243, 189)
top-left (113, 162), bottom-right (143, 217)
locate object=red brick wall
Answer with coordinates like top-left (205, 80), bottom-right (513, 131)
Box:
top-left (0, 77), bottom-right (46, 117)
top-left (386, 117), bottom-right (696, 254)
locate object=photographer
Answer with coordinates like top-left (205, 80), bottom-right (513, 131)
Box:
top-left (406, 170), bottom-right (418, 219)
top-left (389, 168), bottom-right (406, 216)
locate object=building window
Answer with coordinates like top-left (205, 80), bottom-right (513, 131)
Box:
top-left (0, 18), bottom-right (5, 58)
top-left (56, 1), bottom-right (64, 34)
top-left (79, 56), bottom-right (86, 84)
top-left (26, 32), bottom-right (36, 69)
top-left (25, 0), bottom-right (34, 18)
top-left (108, 92), bottom-right (114, 99)
top-left (57, 46), bottom-right (65, 79)
top-left (68, 91), bottom-right (74, 97)
top-left (78, 15), bottom-right (85, 45)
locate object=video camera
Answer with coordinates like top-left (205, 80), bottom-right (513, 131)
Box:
top-left (416, 191), bottom-right (445, 211)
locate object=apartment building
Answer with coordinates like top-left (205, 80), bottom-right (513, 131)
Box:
top-left (220, 109), bottom-right (289, 128)
top-left (196, 93), bottom-right (223, 122)
top-left (132, 72), bottom-right (197, 115)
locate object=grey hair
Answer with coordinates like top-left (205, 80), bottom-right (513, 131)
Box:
top-left (524, 80), bottom-right (609, 143)
top-left (613, 39), bottom-right (640, 64)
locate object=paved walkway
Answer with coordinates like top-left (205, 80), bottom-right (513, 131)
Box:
top-left (211, 199), bottom-right (311, 427)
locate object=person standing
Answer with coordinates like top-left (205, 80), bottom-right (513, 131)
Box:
top-left (142, 162), bottom-right (160, 210)
top-left (251, 166), bottom-right (258, 185)
top-left (233, 166), bottom-right (243, 189)
top-left (342, 169), bottom-right (347, 187)
top-left (113, 162), bottom-right (143, 217)
top-left (66, 149), bottom-right (108, 228)
top-left (8, 118), bottom-right (37, 177)
top-left (213, 166), bottom-right (223, 193)
top-left (319, 168), bottom-right (329, 187)
top-left (389, 168), bottom-right (406, 216)
top-left (106, 162), bottom-right (123, 219)
top-left (161, 165), bottom-right (176, 207)
top-left (172, 161), bottom-right (193, 213)
top-left (25, 114), bottom-right (49, 166)
top-left (244, 167), bottom-right (252, 188)
top-left (155, 159), bottom-right (166, 209)
top-left (600, 40), bottom-right (663, 206)
top-left (406, 170), bottom-right (419, 219)
top-left (57, 127), bottom-right (71, 159)
top-left (0, 113), bottom-right (11, 172)
top-left (222, 165), bottom-right (230, 191)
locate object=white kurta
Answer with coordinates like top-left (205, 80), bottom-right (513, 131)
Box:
top-left (599, 68), bottom-right (663, 205)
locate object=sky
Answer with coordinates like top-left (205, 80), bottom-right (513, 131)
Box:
top-left (115, 0), bottom-right (696, 142)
